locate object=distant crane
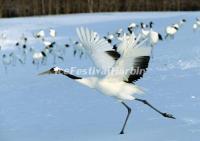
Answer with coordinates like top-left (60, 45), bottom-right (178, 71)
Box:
top-left (2, 54), bottom-right (11, 73)
top-left (193, 18), bottom-right (200, 32)
top-left (149, 21), bottom-right (163, 46)
top-left (165, 19), bottom-right (186, 39)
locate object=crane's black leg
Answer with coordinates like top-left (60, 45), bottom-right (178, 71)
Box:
top-left (119, 102), bottom-right (131, 134)
top-left (165, 34), bottom-right (169, 39)
top-left (135, 98), bottom-right (175, 119)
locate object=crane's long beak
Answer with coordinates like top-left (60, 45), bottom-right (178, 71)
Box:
top-left (38, 70), bottom-right (53, 76)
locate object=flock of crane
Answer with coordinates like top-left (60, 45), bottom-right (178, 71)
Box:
top-left (1, 17), bottom-right (200, 73)
top-left (1, 17), bottom-right (200, 134)
top-left (0, 28), bottom-right (72, 72)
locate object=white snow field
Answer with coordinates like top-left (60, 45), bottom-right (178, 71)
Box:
top-left (0, 12), bottom-right (200, 141)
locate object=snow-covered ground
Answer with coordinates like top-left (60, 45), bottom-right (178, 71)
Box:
top-left (0, 12), bottom-right (200, 141)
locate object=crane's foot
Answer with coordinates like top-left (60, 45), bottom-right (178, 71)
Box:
top-left (119, 130), bottom-right (124, 135)
top-left (162, 113), bottom-right (176, 119)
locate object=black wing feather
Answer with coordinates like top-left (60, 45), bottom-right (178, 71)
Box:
top-left (126, 56), bottom-right (150, 83)
top-left (105, 50), bottom-right (121, 61)
top-left (158, 33), bottom-right (163, 40)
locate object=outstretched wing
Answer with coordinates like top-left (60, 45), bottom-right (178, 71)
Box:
top-left (76, 27), bottom-right (118, 71)
top-left (125, 55), bottom-right (150, 83)
top-left (108, 35), bottom-right (152, 83)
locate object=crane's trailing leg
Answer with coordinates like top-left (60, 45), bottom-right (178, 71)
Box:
top-left (120, 102), bottom-right (131, 134)
top-left (135, 98), bottom-right (176, 119)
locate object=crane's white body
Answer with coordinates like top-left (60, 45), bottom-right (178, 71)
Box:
top-left (196, 20), bottom-right (200, 26)
top-left (75, 75), bottom-right (144, 101)
top-left (37, 30), bottom-right (45, 37)
top-left (2, 54), bottom-right (12, 72)
top-left (165, 20), bottom-right (186, 38)
top-left (50, 28), bottom-right (56, 38)
top-left (193, 23), bottom-right (198, 30)
top-left (0, 33), bottom-right (7, 44)
top-left (35, 30), bottom-right (45, 41)
top-left (33, 52), bottom-right (44, 60)
top-left (193, 19), bottom-right (200, 31)
top-left (141, 29), bottom-right (150, 38)
top-left (2, 55), bottom-right (11, 65)
top-left (166, 26), bottom-right (177, 36)
top-left (30, 48), bottom-right (47, 65)
top-left (43, 40), bottom-right (52, 47)
top-left (95, 78), bottom-right (143, 100)
top-left (68, 27), bottom-right (152, 101)
top-left (149, 29), bottom-right (160, 45)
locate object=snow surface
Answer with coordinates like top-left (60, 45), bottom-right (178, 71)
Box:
top-left (0, 12), bottom-right (200, 141)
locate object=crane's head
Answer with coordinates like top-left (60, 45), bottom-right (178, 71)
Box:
top-left (38, 67), bottom-right (62, 75)
top-left (182, 19), bottom-right (186, 22)
top-left (140, 22), bottom-right (148, 29)
top-left (2, 54), bottom-right (6, 58)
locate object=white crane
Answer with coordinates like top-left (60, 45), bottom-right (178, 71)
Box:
top-left (49, 28), bottom-right (56, 38)
top-left (2, 54), bottom-right (12, 73)
top-left (72, 40), bottom-right (85, 58)
top-left (43, 40), bottom-right (65, 64)
top-left (15, 34), bottom-right (28, 51)
top-left (178, 19), bottom-right (186, 27)
top-left (115, 28), bottom-right (124, 38)
top-left (165, 19), bottom-right (186, 39)
top-left (193, 18), bottom-right (200, 32)
top-left (165, 24), bottom-right (179, 39)
top-left (30, 48), bottom-right (47, 68)
top-left (16, 34), bottom-right (28, 63)
top-left (35, 30), bottom-right (45, 41)
top-left (140, 22), bottom-right (150, 39)
top-left (127, 22), bottom-right (138, 35)
top-left (0, 33), bottom-right (6, 51)
top-left (196, 18), bottom-right (200, 26)
top-left (39, 27), bottom-right (175, 134)
top-left (43, 40), bottom-right (55, 48)
top-left (48, 28), bottom-right (66, 63)
top-left (0, 33), bottom-right (7, 44)
top-left (149, 21), bottom-right (163, 46)
top-left (104, 32), bottom-right (114, 44)
top-left (193, 23), bottom-right (198, 31)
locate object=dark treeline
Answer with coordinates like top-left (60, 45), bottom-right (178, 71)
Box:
top-left (0, 0), bottom-right (200, 18)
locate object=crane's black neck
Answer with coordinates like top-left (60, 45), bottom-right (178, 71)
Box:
top-left (60, 70), bottom-right (82, 80)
